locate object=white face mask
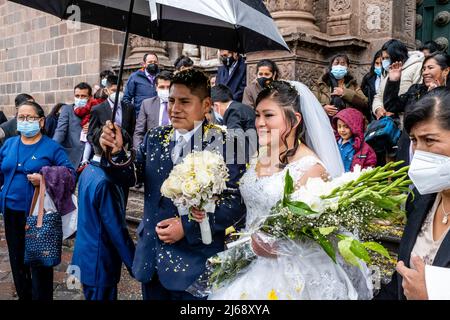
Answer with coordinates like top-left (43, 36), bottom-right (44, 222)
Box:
top-left (408, 150), bottom-right (450, 195)
top-left (108, 91), bottom-right (124, 103)
top-left (157, 89), bottom-right (170, 103)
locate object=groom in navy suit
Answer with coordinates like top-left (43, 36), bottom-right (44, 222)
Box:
top-left (100, 69), bottom-right (247, 300)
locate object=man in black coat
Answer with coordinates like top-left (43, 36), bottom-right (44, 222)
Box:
top-left (211, 84), bottom-right (257, 162)
top-left (216, 50), bottom-right (247, 102)
top-left (0, 111), bottom-right (7, 125)
top-left (87, 75), bottom-right (136, 151)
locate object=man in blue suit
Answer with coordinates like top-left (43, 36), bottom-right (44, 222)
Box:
top-left (216, 50), bottom-right (247, 103)
top-left (71, 143), bottom-right (135, 300)
top-left (100, 69), bottom-right (247, 300)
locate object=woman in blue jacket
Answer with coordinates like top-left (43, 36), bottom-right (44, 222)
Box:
top-left (0, 101), bottom-right (75, 300)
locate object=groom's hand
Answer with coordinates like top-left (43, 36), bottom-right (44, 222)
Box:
top-left (100, 120), bottom-right (124, 154)
top-left (156, 217), bottom-right (184, 244)
top-left (191, 208), bottom-right (206, 223)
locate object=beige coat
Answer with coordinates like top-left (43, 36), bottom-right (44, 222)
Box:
top-left (311, 74), bottom-right (368, 111)
top-left (242, 80), bottom-right (262, 108)
top-left (372, 51), bottom-right (425, 114)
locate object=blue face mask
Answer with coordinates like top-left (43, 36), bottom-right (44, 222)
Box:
top-left (74, 98), bottom-right (88, 108)
top-left (374, 66), bottom-right (382, 77)
top-left (17, 120), bottom-right (41, 138)
top-left (101, 78), bottom-right (108, 87)
top-left (382, 59), bottom-right (391, 72)
top-left (331, 65), bottom-right (348, 80)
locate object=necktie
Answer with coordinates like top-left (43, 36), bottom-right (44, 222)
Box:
top-left (161, 101), bottom-right (170, 126)
top-left (171, 135), bottom-right (187, 164)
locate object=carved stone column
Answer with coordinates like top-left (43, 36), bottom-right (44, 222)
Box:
top-left (327, 0), bottom-right (353, 36)
top-left (264, 0), bottom-right (320, 32)
top-left (182, 44), bottom-right (201, 64)
top-left (126, 35), bottom-right (170, 67)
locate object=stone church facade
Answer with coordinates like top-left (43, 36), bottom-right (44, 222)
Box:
top-left (0, 0), bottom-right (419, 116)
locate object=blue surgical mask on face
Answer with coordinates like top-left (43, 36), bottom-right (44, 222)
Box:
top-left (374, 66), bottom-right (382, 77)
top-left (17, 120), bottom-right (41, 138)
top-left (382, 59), bottom-right (391, 72)
top-left (101, 78), bottom-right (108, 87)
top-left (74, 98), bottom-right (88, 108)
top-left (331, 65), bottom-right (348, 80)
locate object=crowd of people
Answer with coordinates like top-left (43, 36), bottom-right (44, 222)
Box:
top-left (0, 38), bottom-right (449, 300)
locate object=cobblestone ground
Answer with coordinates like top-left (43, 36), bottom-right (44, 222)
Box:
top-left (0, 188), bottom-right (144, 300)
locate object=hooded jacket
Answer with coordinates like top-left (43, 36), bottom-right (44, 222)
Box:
top-left (372, 51), bottom-right (425, 115)
top-left (333, 108), bottom-right (377, 171)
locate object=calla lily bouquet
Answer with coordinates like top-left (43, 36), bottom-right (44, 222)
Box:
top-left (188, 161), bottom-right (411, 297)
top-left (262, 161), bottom-right (412, 266)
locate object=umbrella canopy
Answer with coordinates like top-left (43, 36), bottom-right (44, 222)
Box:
top-left (149, 0), bottom-right (289, 53)
top-left (9, 0), bottom-right (154, 38)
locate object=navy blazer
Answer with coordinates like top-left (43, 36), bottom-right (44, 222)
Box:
top-left (216, 56), bottom-right (247, 103)
top-left (72, 161), bottom-right (135, 287)
top-left (132, 121), bottom-right (247, 290)
top-left (375, 189), bottom-right (450, 299)
top-left (122, 69), bottom-right (157, 115)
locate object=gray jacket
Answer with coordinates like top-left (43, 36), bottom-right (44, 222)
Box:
top-left (133, 96), bottom-right (161, 149)
top-left (52, 104), bottom-right (84, 168)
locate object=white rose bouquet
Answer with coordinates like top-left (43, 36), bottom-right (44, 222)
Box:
top-left (161, 150), bottom-right (229, 244)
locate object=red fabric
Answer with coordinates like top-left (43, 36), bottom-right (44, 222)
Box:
top-left (74, 98), bottom-right (106, 126)
top-left (332, 108), bottom-right (377, 170)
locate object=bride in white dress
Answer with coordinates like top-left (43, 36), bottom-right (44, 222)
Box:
top-left (208, 81), bottom-right (373, 300)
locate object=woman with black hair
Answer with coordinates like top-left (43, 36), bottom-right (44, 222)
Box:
top-left (383, 52), bottom-right (450, 165)
top-left (376, 89), bottom-right (450, 300)
top-left (312, 54), bottom-right (368, 119)
top-left (242, 59), bottom-right (279, 108)
top-left (174, 55), bottom-right (194, 73)
top-left (361, 50), bottom-right (383, 121)
top-left (0, 101), bottom-right (75, 300)
top-left (208, 81), bottom-right (373, 300)
top-left (372, 39), bottom-right (425, 120)
top-left (45, 103), bottom-right (65, 138)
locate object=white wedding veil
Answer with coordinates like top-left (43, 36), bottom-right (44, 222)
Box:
top-left (288, 81), bottom-right (345, 178)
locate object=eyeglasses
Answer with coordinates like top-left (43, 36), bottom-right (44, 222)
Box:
top-left (17, 115), bottom-right (41, 122)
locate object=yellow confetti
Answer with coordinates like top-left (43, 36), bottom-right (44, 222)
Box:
top-left (268, 289), bottom-right (278, 300)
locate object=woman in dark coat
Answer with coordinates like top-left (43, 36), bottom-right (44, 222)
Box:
top-left (44, 103), bottom-right (65, 139)
top-left (361, 50), bottom-right (383, 121)
top-left (375, 89), bottom-right (450, 300)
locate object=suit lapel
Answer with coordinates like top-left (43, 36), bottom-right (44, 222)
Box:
top-left (159, 126), bottom-right (175, 177)
top-left (150, 99), bottom-right (160, 128)
top-left (104, 101), bottom-right (113, 121)
top-left (400, 193), bottom-right (437, 266)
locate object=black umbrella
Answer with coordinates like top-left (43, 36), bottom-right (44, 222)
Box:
top-left (148, 0), bottom-right (289, 53)
top-left (8, 0), bottom-right (289, 165)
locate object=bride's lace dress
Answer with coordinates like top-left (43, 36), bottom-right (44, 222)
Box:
top-left (209, 155), bottom-right (373, 300)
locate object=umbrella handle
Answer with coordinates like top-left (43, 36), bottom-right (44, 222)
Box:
top-left (105, 145), bottom-right (136, 168)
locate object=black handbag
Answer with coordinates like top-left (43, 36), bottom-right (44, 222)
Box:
top-left (24, 175), bottom-right (62, 267)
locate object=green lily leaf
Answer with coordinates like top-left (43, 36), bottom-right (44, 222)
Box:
top-left (286, 200), bottom-right (317, 215)
top-left (362, 242), bottom-right (391, 259)
top-left (337, 236), bottom-right (361, 268)
top-left (350, 239), bottom-right (371, 264)
top-left (311, 229), bottom-right (336, 263)
top-left (283, 170), bottom-right (294, 204)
